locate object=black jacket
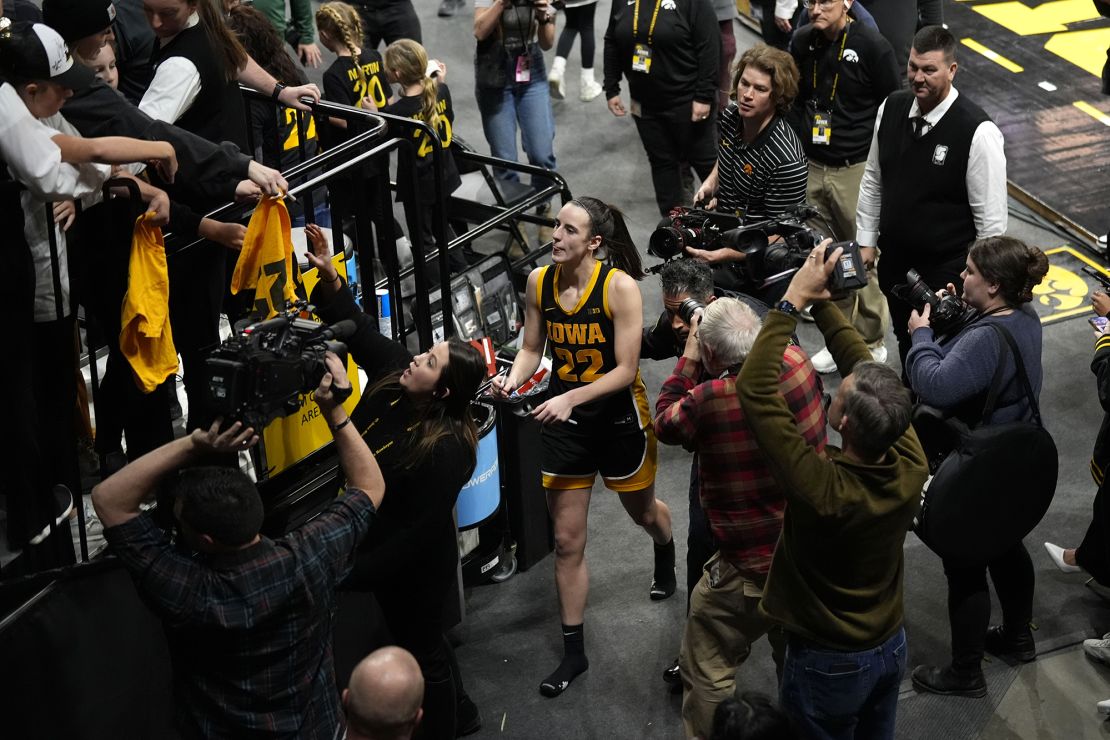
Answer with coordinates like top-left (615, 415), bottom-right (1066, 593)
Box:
top-left (603, 0), bottom-right (719, 109)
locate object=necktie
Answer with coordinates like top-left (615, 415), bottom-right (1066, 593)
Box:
top-left (911, 116), bottom-right (927, 139)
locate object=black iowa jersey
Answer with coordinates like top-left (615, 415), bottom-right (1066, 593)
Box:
top-left (381, 83), bottom-right (462, 204)
top-left (321, 52), bottom-right (391, 150)
top-left (538, 262), bottom-right (651, 430)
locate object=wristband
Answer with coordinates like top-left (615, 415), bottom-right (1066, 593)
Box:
top-left (776, 299), bottom-right (800, 317)
top-left (272, 82), bottom-right (286, 100)
top-left (330, 417), bottom-right (352, 432)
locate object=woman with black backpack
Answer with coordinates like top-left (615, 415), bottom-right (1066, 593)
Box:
top-left (904, 236), bottom-right (1049, 698)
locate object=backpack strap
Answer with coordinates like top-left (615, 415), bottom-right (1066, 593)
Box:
top-left (981, 322), bottom-right (1043, 427)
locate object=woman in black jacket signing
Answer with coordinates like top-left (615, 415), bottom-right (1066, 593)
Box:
top-left (602, 0), bottom-right (719, 216)
top-left (305, 227), bottom-right (487, 738)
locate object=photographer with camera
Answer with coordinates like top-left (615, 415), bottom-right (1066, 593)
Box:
top-left (305, 228), bottom-right (487, 738)
top-left (690, 45), bottom-right (807, 297)
top-left (91, 358), bottom-right (384, 739)
top-left (905, 236), bottom-right (1049, 698)
top-left (692, 45), bottom-right (806, 226)
top-left (473, 0), bottom-right (558, 216)
top-left (736, 240), bottom-right (927, 738)
top-left (654, 297), bottom-right (825, 738)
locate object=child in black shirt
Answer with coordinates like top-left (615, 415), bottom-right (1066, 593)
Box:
top-left (381, 38), bottom-right (465, 271)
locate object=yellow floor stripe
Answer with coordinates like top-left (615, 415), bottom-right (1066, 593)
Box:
top-left (1074, 100), bottom-right (1110, 127)
top-left (961, 38), bottom-right (1025, 73)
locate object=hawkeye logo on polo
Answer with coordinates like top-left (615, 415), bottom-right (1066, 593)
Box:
top-left (546, 320), bottom-right (606, 345)
top-left (842, 49), bottom-right (859, 63)
top-left (662, 0), bottom-right (676, 8)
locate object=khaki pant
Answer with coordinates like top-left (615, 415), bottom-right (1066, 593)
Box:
top-left (679, 552), bottom-right (785, 739)
top-left (807, 160), bottom-right (889, 346)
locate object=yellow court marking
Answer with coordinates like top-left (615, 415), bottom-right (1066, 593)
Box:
top-left (1074, 101), bottom-right (1110, 126)
top-left (1046, 27), bottom-right (1110, 78)
top-left (960, 38), bottom-right (1025, 72)
top-left (974, 0), bottom-right (1101, 35)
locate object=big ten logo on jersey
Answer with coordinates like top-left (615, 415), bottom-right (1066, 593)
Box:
top-left (348, 60), bottom-right (388, 109)
top-left (413, 98), bottom-right (453, 157)
top-left (282, 108), bottom-right (317, 152)
top-left (547, 320), bottom-right (606, 383)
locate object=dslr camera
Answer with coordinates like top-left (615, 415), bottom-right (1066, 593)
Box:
top-left (206, 303), bottom-right (355, 429)
top-left (647, 206), bottom-right (869, 294)
top-left (891, 269), bottom-right (978, 336)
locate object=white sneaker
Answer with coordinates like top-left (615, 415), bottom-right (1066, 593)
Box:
top-left (548, 66), bottom-right (566, 100)
top-left (1099, 698), bottom-right (1110, 718)
top-left (810, 347), bottom-right (837, 374)
top-left (580, 77), bottom-right (603, 102)
top-left (870, 345), bottom-right (888, 363)
top-left (1044, 541), bottom-right (1082, 573)
top-left (1084, 633), bottom-right (1110, 665)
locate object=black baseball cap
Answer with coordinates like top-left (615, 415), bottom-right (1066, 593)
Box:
top-left (41, 0), bottom-right (116, 44)
top-left (1, 22), bottom-right (95, 90)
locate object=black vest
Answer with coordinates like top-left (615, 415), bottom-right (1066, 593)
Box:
top-left (876, 90), bottom-right (990, 265)
top-left (151, 24), bottom-right (247, 151)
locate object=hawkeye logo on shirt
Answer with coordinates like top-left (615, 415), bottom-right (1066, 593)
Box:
top-left (843, 49), bottom-right (859, 63)
top-left (546, 321), bottom-right (606, 345)
top-left (662, 0), bottom-right (676, 8)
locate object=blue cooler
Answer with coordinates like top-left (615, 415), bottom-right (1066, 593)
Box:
top-left (457, 402), bottom-right (500, 530)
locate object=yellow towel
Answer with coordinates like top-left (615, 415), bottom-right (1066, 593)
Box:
top-left (120, 212), bottom-right (178, 393)
top-left (230, 196), bottom-right (302, 318)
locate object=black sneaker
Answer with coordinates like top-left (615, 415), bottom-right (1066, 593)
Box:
top-left (28, 485), bottom-right (75, 546)
top-left (455, 694), bottom-right (481, 737)
top-left (650, 539), bottom-right (676, 601)
top-left (984, 624), bottom-right (1036, 663)
top-left (662, 657), bottom-right (682, 687)
top-left (911, 664), bottom-right (987, 698)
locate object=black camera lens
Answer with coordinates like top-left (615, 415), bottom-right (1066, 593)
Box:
top-left (903, 269), bottom-right (940, 310)
top-left (676, 298), bottom-right (705, 325)
top-left (648, 227), bottom-right (692, 260)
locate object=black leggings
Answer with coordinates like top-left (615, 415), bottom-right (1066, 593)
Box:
top-left (555, 3), bottom-right (597, 68)
top-left (944, 542), bottom-right (1035, 674)
top-left (375, 580), bottom-right (469, 739)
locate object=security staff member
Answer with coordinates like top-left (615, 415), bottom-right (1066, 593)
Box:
top-left (787, 0), bottom-right (899, 373)
top-left (856, 25), bottom-right (1006, 363)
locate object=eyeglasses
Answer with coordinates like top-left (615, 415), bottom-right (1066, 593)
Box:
top-left (802, 0), bottom-right (841, 8)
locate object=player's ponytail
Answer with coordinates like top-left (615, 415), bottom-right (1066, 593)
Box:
top-left (570, 197), bottom-right (645, 280)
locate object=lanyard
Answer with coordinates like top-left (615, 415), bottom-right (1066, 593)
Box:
top-left (811, 21), bottom-right (850, 106)
top-left (633, 0), bottom-right (663, 46)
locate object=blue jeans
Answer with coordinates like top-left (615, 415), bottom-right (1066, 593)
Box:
top-left (780, 627), bottom-right (906, 740)
top-left (475, 50), bottom-right (557, 192)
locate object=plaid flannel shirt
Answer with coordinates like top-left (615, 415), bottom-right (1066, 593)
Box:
top-left (654, 349), bottom-right (826, 578)
top-left (105, 493), bottom-right (376, 740)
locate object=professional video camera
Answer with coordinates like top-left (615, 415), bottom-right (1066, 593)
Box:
top-left (647, 205), bottom-right (868, 293)
top-left (891, 269), bottom-right (978, 336)
top-left (206, 303), bottom-right (356, 429)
